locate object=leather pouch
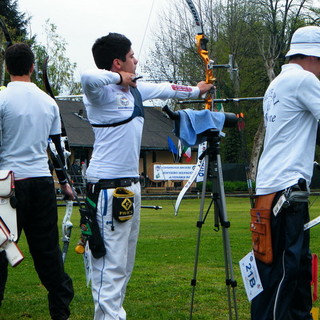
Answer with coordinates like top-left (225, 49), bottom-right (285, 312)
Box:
top-left (250, 193), bottom-right (276, 264)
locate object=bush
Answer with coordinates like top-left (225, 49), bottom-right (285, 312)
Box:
top-left (196, 181), bottom-right (254, 193)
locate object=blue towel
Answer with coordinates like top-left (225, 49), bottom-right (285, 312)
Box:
top-left (174, 109), bottom-right (225, 147)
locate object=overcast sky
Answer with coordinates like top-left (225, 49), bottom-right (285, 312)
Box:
top-left (17, 0), bottom-right (169, 80)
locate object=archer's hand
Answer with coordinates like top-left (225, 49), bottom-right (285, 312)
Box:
top-left (197, 81), bottom-right (214, 96)
top-left (60, 183), bottom-right (75, 200)
top-left (117, 71), bottom-right (138, 88)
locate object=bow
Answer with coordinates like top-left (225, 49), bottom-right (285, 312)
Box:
top-left (182, 4), bottom-right (239, 320)
top-left (48, 138), bottom-right (74, 263)
top-left (42, 57), bottom-right (56, 100)
top-left (173, 1), bottom-right (219, 216)
top-left (0, 16), bottom-right (12, 49)
top-left (0, 16), bottom-right (12, 87)
top-left (43, 58), bottom-right (81, 263)
top-left (185, 0), bottom-right (215, 110)
top-left (173, 1), bottom-right (218, 215)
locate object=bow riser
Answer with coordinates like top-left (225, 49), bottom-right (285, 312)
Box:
top-left (195, 34), bottom-right (215, 85)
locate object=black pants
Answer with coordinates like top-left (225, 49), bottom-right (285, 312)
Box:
top-left (0, 177), bottom-right (74, 320)
top-left (0, 251), bottom-right (7, 304)
top-left (251, 194), bottom-right (312, 320)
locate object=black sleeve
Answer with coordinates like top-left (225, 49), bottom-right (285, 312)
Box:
top-left (317, 122), bottom-right (320, 146)
top-left (49, 134), bottom-right (68, 185)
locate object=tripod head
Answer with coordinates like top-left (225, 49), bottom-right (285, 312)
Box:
top-left (162, 105), bottom-right (238, 128)
top-left (162, 105), bottom-right (238, 147)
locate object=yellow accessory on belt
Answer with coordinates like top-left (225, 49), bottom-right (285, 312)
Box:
top-left (112, 187), bottom-right (135, 222)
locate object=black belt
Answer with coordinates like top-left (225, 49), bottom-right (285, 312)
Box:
top-left (88, 177), bottom-right (140, 193)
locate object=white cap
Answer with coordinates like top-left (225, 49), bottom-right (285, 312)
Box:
top-left (285, 26), bottom-right (320, 58)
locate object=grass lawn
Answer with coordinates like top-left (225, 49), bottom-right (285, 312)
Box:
top-left (1, 195), bottom-right (320, 319)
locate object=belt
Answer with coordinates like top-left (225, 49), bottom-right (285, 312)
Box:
top-left (89, 177), bottom-right (140, 192)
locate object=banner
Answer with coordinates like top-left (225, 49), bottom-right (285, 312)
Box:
top-left (153, 164), bottom-right (198, 181)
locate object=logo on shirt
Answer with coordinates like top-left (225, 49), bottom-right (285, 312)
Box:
top-left (116, 92), bottom-right (133, 110)
top-left (171, 84), bottom-right (192, 92)
top-left (120, 95), bottom-right (129, 106)
top-left (264, 89), bottom-right (278, 123)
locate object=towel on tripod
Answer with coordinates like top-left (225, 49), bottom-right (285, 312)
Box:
top-left (173, 109), bottom-right (225, 147)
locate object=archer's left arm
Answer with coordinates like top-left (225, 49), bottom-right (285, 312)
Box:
top-left (137, 82), bottom-right (201, 101)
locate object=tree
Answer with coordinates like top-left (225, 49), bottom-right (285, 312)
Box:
top-left (213, 0), bottom-right (266, 165)
top-left (32, 20), bottom-right (79, 96)
top-left (0, 0), bottom-right (29, 85)
top-left (144, 0), bottom-right (319, 182)
top-left (143, 1), bottom-right (198, 85)
top-left (0, 6), bottom-right (79, 95)
top-left (248, 0), bottom-right (315, 181)
top-left (0, 0), bottom-right (28, 39)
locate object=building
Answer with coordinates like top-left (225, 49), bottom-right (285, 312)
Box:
top-left (56, 99), bottom-right (197, 193)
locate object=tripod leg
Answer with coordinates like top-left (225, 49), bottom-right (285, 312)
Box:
top-left (213, 154), bottom-right (238, 320)
top-left (189, 153), bottom-right (209, 320)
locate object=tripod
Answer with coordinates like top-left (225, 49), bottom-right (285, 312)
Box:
top-left (190, 129), bottom-right (238, 320)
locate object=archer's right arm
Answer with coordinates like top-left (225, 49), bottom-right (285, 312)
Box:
top-left (81, 69), bottom-right (139, 101)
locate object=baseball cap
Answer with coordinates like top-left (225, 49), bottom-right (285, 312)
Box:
top-left (285, 26), bottom-right (320, 58)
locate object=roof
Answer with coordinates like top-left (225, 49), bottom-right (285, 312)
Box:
top-left (56, 100), bottom-right (178, 150)
top-left (142, 106), bottom-right (178, 150)
top-left (57, 100), bottom-right (94, 147)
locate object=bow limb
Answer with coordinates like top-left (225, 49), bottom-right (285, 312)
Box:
top-left (43, 59), bottom-right (84, 262)
top-left (185, 0), bottom-right (216, 110)
top-left (0, 16), bottom-right (13, 49)
top-left (0, 16), bottom-right (13, 87)
top-left (42, 57), bottom-right (56, 100)
top-left (61, 200), bottom-right (74, 263)
top-left (174, 156), bottom-right (205, 215)
top-left (43, 57), bottom-right (71, 148)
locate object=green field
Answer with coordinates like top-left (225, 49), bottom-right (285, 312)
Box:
top-left (1, 196), bottom-right (320, 319)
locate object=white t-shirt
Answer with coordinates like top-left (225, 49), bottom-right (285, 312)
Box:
top-left (256, 63), bottom-right (320, 195)
top-left (0, 81), bottom-right (61, 179)
top-left (81, 69), bottom-right (200, 180)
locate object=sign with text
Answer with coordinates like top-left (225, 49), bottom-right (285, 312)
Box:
top-left (239, 251), bottom-right (263, 301)
top-left (153, 164), bottom-right (197, 181)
